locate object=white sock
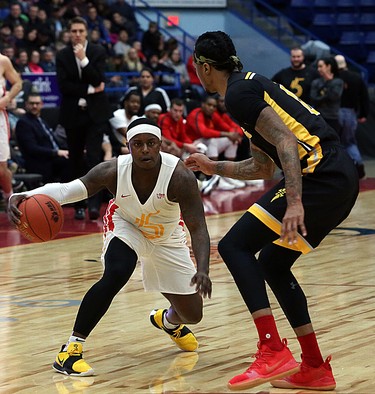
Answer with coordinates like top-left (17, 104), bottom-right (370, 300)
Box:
top-left (163, 312), bottom-right (179, 330)
top-left (63, 335), bottom-right (86, 351)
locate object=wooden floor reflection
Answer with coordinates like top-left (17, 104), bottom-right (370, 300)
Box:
top-left (0, 189), bottom-right (374, 393)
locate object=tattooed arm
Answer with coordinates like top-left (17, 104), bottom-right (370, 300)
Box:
top-left (255, 106), bottom-right (307, 243)
top-left (184, 142), bottom-right (275, 181)
top-left (185, 105), bottom-right (307, 244)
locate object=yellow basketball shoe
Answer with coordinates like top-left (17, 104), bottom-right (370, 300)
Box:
top-left (52, 342), bottom-right (94, 376)
top-left (150, 309), bottom-right (198, 352)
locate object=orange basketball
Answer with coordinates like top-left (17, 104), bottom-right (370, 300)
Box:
top-left (17, 194), bottom-right (64, 243)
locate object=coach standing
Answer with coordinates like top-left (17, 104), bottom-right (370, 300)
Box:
top-left (56, 16), bottom-right (113, 220)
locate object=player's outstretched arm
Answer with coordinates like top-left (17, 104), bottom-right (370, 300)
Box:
top-left (8, 160), bottom-right (118, 225)
top-left (185, 144), bottom-right (275, 181)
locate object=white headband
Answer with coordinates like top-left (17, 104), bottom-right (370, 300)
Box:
top-left (144, 103), bottom-right (162, 112)
top-left (127, 124), bottom-right (162, 141)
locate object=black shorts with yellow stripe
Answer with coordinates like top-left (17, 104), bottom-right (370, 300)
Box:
top-left (248, 144), bottom-right (359, 254)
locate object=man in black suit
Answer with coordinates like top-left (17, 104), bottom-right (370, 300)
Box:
top-left (56, 16), bottom-right (113, 220)
top-left (15, 93), bottom-right (70, 184)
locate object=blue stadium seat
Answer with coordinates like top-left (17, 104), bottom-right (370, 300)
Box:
top-left (359, 0), bottom-right (375, 13)
top-left (335, 0), bottom-right (360, 12)
top-left (336, 13), bottom-right (360, 32)
top-left (314, 0), bottom-right (336, 12)
top-left (359, 13), bottom-right (375, 31)
top-left (287, 0), bottom-right (314, 27)
top-left (337, 31), bottom-right (367, 62)
top-left (364, 31), bottom-right (375, 51)
top-left (310, 13), bottom-right (339, 44)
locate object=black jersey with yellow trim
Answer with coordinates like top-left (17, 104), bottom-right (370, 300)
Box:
top-left (225, 71), bottom-right (340, 173)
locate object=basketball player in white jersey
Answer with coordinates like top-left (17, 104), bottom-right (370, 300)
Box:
top-left (8, 117), bottom-right (212, 376)
top-left (0, 53), bottom-right (22, 204)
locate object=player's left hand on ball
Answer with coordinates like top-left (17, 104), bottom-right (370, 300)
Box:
top-left (191, 272), bottom-right (212, 298)
top-left (7, 194), bottom-right (27, 225)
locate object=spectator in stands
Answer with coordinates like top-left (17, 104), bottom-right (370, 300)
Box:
top-left (89, 28), bottom-right (102, 46)
top-left (123, 47), bottom-right (144, 86)
top-left (126, 67), bottom-right (171, 114)
top-left (162, 48), bottom-right (191, 98)
top-left (12, 24), bottom-right (27, 50)
top-left (28, 50), bottom-right (44, 73)
top-left (272, 47), bottom-right (318, 105)
top-left (105, 53), bottom-right (128, 104)
top-left (132, 40), bottom-right (146, 63)
top-left (144, 102), bottom-right (181, 157)
top-left (16, 49), bottom-right (31, 73)
top-left (15, 93), bottom-right (70, 183)
top-left (39, 48), bottom-right (56, 72)
top-left (48, 5), bottom-right (68, 41)
top-left (108, 90), bottom-right (141, 156)
top-left (144, 103), bottom-right (162, 124)
top-left (1, 46), bottom-right (18, 69)
top-left (186, 96), bottom-right (244, 192)
top-left (85, 6), bottom-right (111, 50)
top-left (113, 29), bottom-right (131, 57)
top-left (335, 54), bottom-right (370, 179)
top-left (310, 56), bottom-right (343, 135)
top-left (110, 0), bottom-right (140, 42)
top-left (35, 9), bottom-right (55, 48)
top-left (26, 4), bottom-right (42, 32)
top-left (64, 0), bottom-right (90, 19)
top-left (141, 21), bottom-right (164, 59)
top-left (24, 27), bottom-right (39, 54)
top-left (3, 2), bottom-right (28, 30)
top-left (55, 29), bottom-right (70, 51)
top-left (145, 52), bottom-right (174, 86)
top-left (159, 97), bottom-right (203, 158)
top-left (0, 24), bottom-right (14, 49)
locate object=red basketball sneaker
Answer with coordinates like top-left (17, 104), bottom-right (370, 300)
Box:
top-left (227, 338), bottom-right (300, 390)
top-left (271, 355), bottom-right (336, 391)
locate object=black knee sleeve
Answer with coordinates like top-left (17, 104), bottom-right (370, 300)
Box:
top-left (74, 237), bottom-right (138, 336)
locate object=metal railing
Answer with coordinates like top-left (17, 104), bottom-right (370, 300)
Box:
top-left (130, 0), bottom-right (196, 62)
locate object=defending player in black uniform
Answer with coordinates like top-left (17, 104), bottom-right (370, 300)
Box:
top-left (185, 31), bottom-right (359, 391)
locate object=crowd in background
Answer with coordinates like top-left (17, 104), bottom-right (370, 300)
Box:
top-left (0, 0), bottom-right (255, 212)
top-left (271, 47), bottom-right (370, 179)
top-left (0, 0), bottom-right (370, 211)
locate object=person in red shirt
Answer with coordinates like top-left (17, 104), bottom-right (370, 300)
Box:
top-left (186, 96), bottom-right (242, 160)
top-left (186, 96), bottom-right (244, 192)
top-left (159, 98), bottom-right (205, 158)
top-left (28, 50), bottom-right (44, 73)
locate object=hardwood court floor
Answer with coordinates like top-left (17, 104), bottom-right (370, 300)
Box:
top-left (0, 165), bottom-right (375, 393)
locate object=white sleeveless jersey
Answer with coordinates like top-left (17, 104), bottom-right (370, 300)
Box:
top-left (104, 152), bottom-right (185, 244)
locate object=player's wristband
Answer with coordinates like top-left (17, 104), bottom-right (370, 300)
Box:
top-left (12, 179), bottom-right (88, 206)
